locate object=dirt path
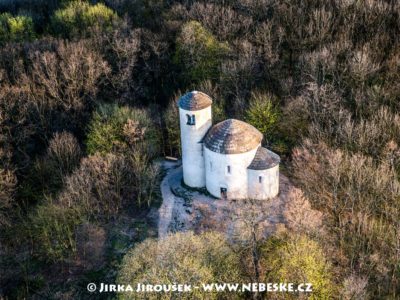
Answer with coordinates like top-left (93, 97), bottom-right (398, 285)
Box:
top-left (157, 161), bottom-right (181, 238)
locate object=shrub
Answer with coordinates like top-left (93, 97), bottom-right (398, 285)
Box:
top-left (219, 40), bottom-right (264, 103)
top-left (19, 132), bottom-right (82, 203)
top-left (0, 168), bottom-right (16, 227)
top-left (341, 274), bottom-right (368, 300)
top-left (29, 201), bottom-right (83, 263)
top-left (58, 153), bottom-right (135, 219)
top-left (187, 3), bottom-right (253, 40)
top-left (291, 140), bottom-right (400, 295)
top-left (86, 103), bottom-right (161, 158)
top-left (75, 222), bottom-right (106, 270)
top-left (128, 150), bottom-right (161, 207)
top-left (0, 13), bottom-right (35, 43)
top-left (292, 140), bottom-right (400, 220)
top-left (117, 231), bottom-right (243, 300)
top-left (29, 40), bottom-right (111, 133)
top-left (282, 189), bottom-right (323, 234)
top-left (174, 21), bottom-right (230, 84)
top-left (46, 131), bottom-right (82, 178)
top-left (245, 92), bottom-right (280, 143)
top-left (113, 0), bottom-right (165, 29)
top-left (300, 84), bottom-right (400, 158)
top-left (197, 80), bottom-right (226, 124)
top-left (101, 24), bottom-right (141, 100)
top-left (274, 95), bottom-right (310, 152)
top-left (58, 152), bottom-right (159, 218)
top-left (51, 1), bottom-right (119, 38)
top-left (261, 234), bottom-right (334, 300)
top-left (164, 97), bottom-right (181, 157)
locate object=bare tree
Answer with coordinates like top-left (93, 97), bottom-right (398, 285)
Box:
top-left (230, 199), bottom-right (267, 300)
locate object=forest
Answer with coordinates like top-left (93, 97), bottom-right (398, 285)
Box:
top-left (0, 0), bottom-right (399, 299)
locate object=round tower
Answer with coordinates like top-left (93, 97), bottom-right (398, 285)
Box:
top-left (203, 119), bottom-right (263, 199)
top-left (178, 91), bottom-right (212, 188)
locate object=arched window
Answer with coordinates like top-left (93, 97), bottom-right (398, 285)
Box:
top-left (186, 114), bottom-right (195, 125)
top-left (259, 176), bottom-right (263, 183)
top-left (227, 165), bottom-right (231, 174)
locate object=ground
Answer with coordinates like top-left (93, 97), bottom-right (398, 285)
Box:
top-left (157, 160), bottom-right (322, 239)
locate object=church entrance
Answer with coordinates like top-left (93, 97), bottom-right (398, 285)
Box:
top-left (220, 187), bottom-right (227, 200)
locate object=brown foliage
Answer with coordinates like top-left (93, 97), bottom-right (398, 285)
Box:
top-left (0, 168), bottom-right (16, 226)
top-left (0, 0), bottom-right (399, 297)
top-left (58, 152), bottom-right (159, 219)
top-left (283, 189), bottom-right (323, 234)
top-left (342, 274), bottom-right (368, 300)
top-left (47, 131), bottom-right (82, 178)
top-left (76, 223), bottom-right (106, 270)
top-left (292, 140), bottom-right (400, 220)
top-left (292, 83), bottom-right (400, 159)
top-left (0, 40), bottom-right (110, 174)
top-left (188, 2), bottom-right (253, 40)
top-left (29, 40), bottom-right (110, 113)
top-left (97, 23), bottom-right (141, 101)
top-left (291, 140), bottom-right (400, 296)
top-left (58, 153), bottom-right (135, 219)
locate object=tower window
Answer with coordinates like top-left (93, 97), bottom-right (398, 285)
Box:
top-left (186, 114), bottom-right (195, 125)
top-left (227, 165), bottom-right (231, 174)
top-left (209, 161), bottom-right (212, 171)
top-left (259, 176), bottom-right (263, 183)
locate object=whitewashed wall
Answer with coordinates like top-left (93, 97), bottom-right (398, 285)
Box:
top-left (204, 146), bottom-right (260, 199)
top-left (247, 165), bottom-right (279, 199)
top-left (179, 106), bottom-right (212, 187)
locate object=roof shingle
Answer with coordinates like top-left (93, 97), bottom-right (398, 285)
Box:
top-left (178, 91), bottom-right (213, 111)
top-left (247, 147), bottom-right (280, 170)
top-left (204, 119), bottom-right (262, 154)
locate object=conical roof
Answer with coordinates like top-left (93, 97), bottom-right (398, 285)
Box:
top-left (178, 91), bottom-right (212, 111)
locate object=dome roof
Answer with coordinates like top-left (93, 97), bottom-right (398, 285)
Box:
top-left (178, 91), bottom-right (213, 111)
top-left (204, 119), bottom-right (263, 154)
top-left (248, 147), bottom-right (280, 170)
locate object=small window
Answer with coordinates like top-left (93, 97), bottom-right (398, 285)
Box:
top-left (209, 161), bottom-right (212, 171)
top-left (259, 176), bottom-right (263, 183)
top-left (227, 165), bottom-right (231, 174)
top-left (220, 187), bottom-right (227, 199)
top-left (186, 114), bottom-right (195, 125)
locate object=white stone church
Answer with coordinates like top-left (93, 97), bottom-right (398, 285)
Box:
top-left (178, 91), bottom-right (280, 200)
